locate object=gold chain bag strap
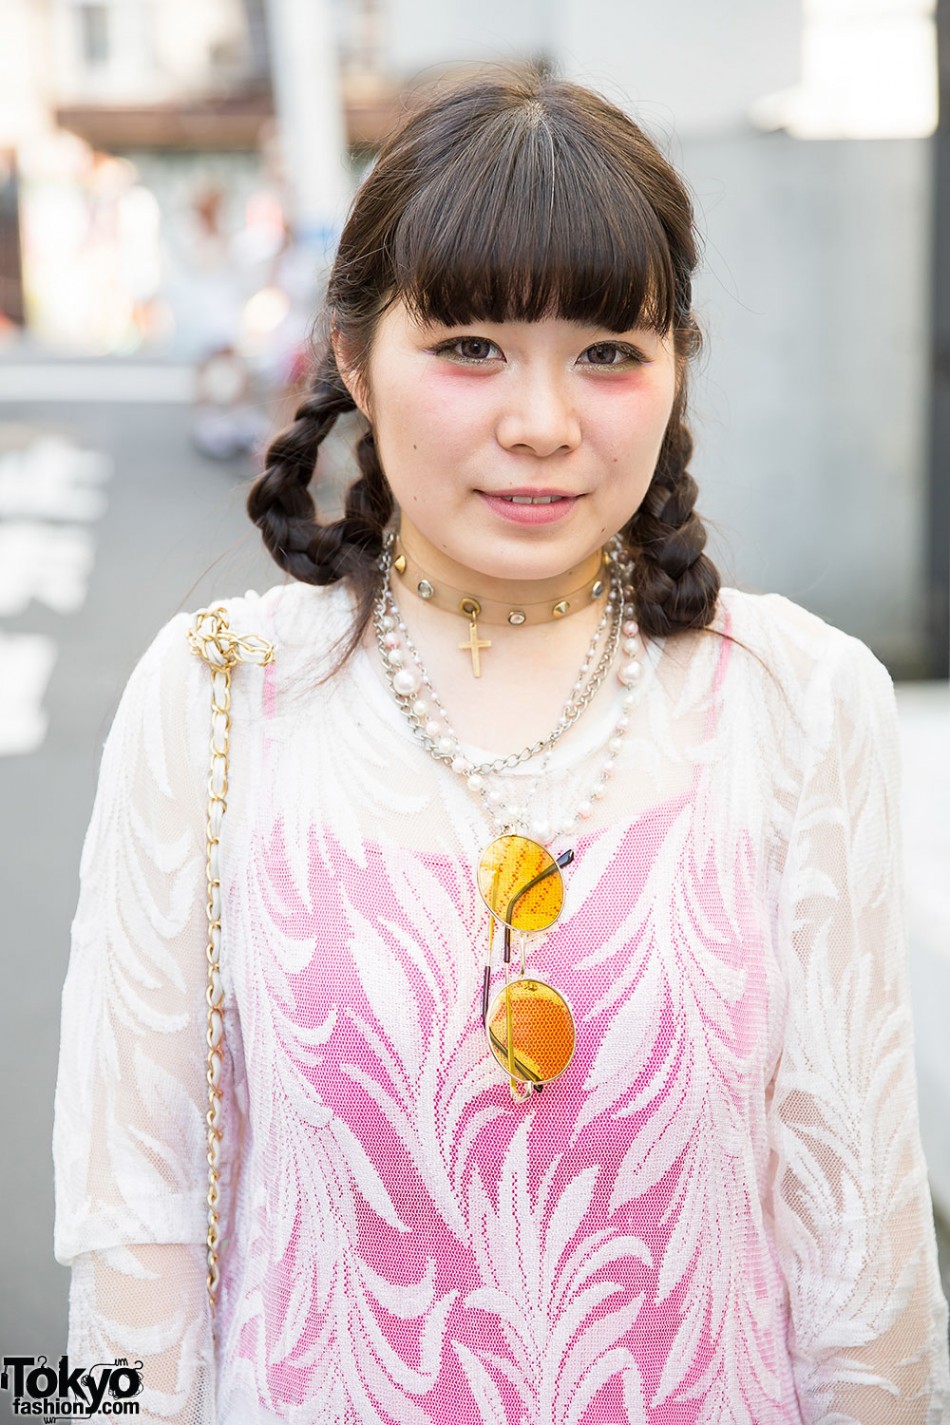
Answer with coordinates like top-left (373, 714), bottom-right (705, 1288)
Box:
top-left (187, 606), bottom-right (275, 1325)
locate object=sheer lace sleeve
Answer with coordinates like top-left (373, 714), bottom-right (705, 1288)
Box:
top-left (770, 634), bottom-right (950, 1422)
top-left (52, 613), bottom-right (220, 1424)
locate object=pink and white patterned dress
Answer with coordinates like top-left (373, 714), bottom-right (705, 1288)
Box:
top-left (53, 579), bottom-right (950, 1423)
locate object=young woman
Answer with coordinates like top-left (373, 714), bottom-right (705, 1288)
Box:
top-left (53, 70), bottom-right (950, 1423)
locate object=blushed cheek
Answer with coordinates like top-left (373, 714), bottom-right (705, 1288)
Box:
top-left (604, 409), bottom-right (667, 463)
top-left (384, 380), bottom-right (466, 447)
top-left (637, 391), bottom-right (676, 457)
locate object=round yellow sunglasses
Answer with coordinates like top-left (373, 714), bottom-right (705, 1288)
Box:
top-left (476, 835), bottom-right (576, 1102)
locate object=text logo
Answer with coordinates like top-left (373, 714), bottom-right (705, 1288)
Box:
top-left (1, 1354), bottom-right (143, 1416)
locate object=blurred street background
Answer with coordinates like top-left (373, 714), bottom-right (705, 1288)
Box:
top-left (1, 0), bottom-right (948, 1394)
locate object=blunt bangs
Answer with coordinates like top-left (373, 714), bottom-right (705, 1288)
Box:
top-left (389, 103), bottom-right (678, 336)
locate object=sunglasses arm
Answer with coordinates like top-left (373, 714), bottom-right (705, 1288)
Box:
top-left (481, 911), bottom-right (504, 1026)
top-left (504, 847), bottom-right (575, 924)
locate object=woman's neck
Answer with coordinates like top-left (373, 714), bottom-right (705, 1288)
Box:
top-left (395, 517), bottom-right (607, 615)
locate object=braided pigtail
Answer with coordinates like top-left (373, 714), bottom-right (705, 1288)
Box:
top-left (247, 343), bottom-right (395, 683)
top-left (246, 358), bottom-right (342, 582)
top-left (345, 427), bottom-right (394, 558)
top-left (248, 348), bottom-right (371, 583)
top-left (622, 319), bottom-right (720, 640)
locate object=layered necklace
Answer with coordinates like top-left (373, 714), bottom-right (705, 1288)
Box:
top-left (371, 527), bottom-right (643, 1101)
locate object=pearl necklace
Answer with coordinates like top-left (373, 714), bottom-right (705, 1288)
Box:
top-left (372, 530), bottom-right (645, 844)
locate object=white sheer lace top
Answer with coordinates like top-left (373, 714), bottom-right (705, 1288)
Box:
top-left (52, 578), bottom-right (950, 1424)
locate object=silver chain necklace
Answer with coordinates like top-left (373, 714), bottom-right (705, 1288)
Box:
top-left (372, 529), bottom-right (644, 843)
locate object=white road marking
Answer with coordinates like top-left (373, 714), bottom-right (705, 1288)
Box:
top-left (0, 632), bottom-right (57, 755)
top-left (0, 433), bottom-right (112, 755)
top-left (0, 437), bottom-right (111, 520)
top-left (0, 522), bottom-right (97, 616)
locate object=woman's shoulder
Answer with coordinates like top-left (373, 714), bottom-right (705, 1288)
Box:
top-left (713, 585), bottom-right (897, 737)
top-left (96, 581), bottom-right (356, 773)
top-left (187, 578), bottom-right (354, 645)
top-left (129, 579), bottom-right (355, 685)
top-left (96, 579), bottom-right (357, 792)
top-left (716, 584), bottom-right (892, 674)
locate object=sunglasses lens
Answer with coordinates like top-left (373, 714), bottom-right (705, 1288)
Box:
top-left (477, 835), bottom-right (564, 931)
top-left (486, 980), bottom-right (575, 1084)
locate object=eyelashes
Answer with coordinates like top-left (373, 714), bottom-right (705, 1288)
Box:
top-left (433, 337), bottom-right (500, 364)
top-left (582, 341), bottom-right (648, 368)
top-left (429, 337), bottom-right (649, 368)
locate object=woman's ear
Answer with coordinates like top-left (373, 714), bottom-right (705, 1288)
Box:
top-left (331, 328), bottom-right (370, 420)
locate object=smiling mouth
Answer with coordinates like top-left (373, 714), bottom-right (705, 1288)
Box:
top-left (480, 492), bottom-right (579, 505)
top-left (501, 494), bottom-right (566, 505)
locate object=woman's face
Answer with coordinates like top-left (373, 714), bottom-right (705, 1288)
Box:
top-left (336, 297), bottom-right (680, 586)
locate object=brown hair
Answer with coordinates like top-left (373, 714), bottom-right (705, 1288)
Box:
top-left (247, 66), bottom-right (723, 683)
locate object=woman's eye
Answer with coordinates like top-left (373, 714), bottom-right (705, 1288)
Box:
top-left (434, 337), bottom-right (500, 363)
top-left (431, 336), bottom-right (646, 367)
top-left (580, 342), bottom-right (645, 367)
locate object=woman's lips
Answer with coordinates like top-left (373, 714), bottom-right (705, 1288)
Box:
top-left (477, 491), bottom-right (580, 525)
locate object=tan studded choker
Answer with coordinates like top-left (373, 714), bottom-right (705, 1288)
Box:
top-left (389, 532), bottom-right (611, 677)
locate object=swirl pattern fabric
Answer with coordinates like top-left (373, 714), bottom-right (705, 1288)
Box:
top-left (52, 579), bottom-right (950, 1423)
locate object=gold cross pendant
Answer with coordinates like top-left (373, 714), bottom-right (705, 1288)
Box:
top-left (459, 601), bottom-right (491, 677)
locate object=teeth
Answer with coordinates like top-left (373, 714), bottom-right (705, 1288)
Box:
top-left (503, 495), bottom-right (564, 504)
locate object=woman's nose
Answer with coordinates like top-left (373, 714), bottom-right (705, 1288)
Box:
top-left (495, 367), bottom-right (582, 457)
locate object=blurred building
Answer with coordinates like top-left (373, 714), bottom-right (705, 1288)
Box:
top-left (0, 0), bottom-right (400, 354)
top-left (1, 0), bottom-right (287, 150)
top-left (0, 0), bottom-right (268, 350)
